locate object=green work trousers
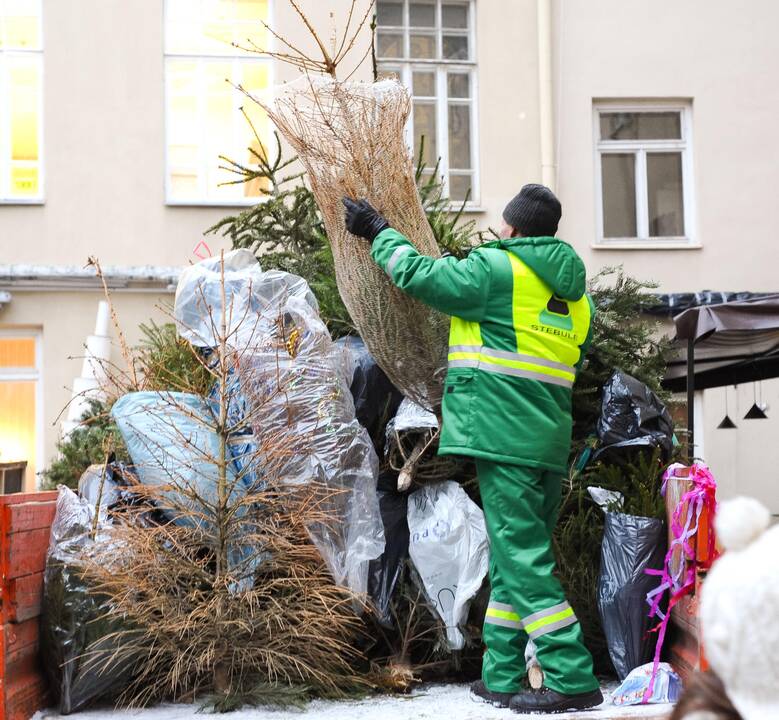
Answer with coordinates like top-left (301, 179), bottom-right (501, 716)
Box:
top-left (476, 458), bottom-right (599, 696)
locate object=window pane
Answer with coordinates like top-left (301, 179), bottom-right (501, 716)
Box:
top-left (377, 67), bottom-right (400, 82)
top-left (442, 3), bottom-right (468, 28)
top-left (413, 102), bottom-right (437, 166)
top-left (413, 71), bottom-right (436, 97)
top-left (410, 2), bottom-right (435, 27)
top-left (410, 33), bottom-right (435, 59)
top-left (376, 1), bottom-right (403, 26)
top-left (167, 57), bottom-right (270, 201)
top-left (647, 152), bottom-right (685, 236)
top-left (377, 31), bottom-right (403, 58)
top-left (8, 56), bottom-right (41, 197)
top-left (165, 0), bottom-right (268, 55)
top-left (600, 112), bottom-right (681, 141)
top-left (204, 62), bottom-right (234, 198)
top-left (601, 153), bottom-right (637, 237)
top-left (447, 72), bottom-right (470, 98)
top-left (9, 59), bottom-right (38, 161)
top-left (448, 104), bottom-right (471, 169)
top-left (419, 169), bottom-right (436, 188)
top-left (0, 381), bottom-right (36, 489)
top-left (1, 0), bottom-right (41, 49)
top-left (442, 34), bottom-right (468, 60)
top-left (241, 63), bottom-right (270, 198)
top-left (449, 174), bottom-right (472, 202)
top-left (167, 58), bottom-right (200, 197)
top-left (0, 338), bottom-right (35, 368)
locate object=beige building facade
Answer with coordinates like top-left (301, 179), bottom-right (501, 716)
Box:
top-left (1, 0), bottom-right (777, 506)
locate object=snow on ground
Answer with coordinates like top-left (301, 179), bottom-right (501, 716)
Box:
top-left (33, 683), bottom-right (673, 720)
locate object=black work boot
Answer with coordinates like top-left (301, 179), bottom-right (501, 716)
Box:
top-left (509, 686), bottom-right (603, 714)
top-left (469, 679), bottom-right (515, 709)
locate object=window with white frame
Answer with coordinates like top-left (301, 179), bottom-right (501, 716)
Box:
top-left (0, 0), bottom-right (44, 202)
top-left (0, 333), bottom-right (41, 491)
top-left (594, 102), bottom-right (694, 245)
top-left (164, 0), bottom-right (272, 205)
top-left (376, 0), bottom-right (478, 204)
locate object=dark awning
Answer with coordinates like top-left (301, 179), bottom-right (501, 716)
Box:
top-left (664, 295), bottom-right (779, 391)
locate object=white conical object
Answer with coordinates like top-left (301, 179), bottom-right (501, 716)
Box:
top-left (63, 302), bottom-right (112, 431)
top-left (81, 335), bottom-right (111, 380)
top-left (94, 300), bottom-right (110, 337)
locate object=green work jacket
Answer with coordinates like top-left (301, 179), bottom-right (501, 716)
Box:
top-left (371, 228), bottom-right (595, 472)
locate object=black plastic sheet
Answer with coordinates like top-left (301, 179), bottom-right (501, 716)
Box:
top-left (597, 511), bottom-right (667, 680)
top-left (645, 290), bottom-right (772, 317)
top-left (41, 487), bottom-right (139, 715)
top-left (338, 336), bottom-right (403, 453)
top-left (368, 472), bottom-right (409, 627)
top-left (595, 370), bottom-right (674, 462)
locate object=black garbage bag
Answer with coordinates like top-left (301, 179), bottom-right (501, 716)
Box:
top-left (597, 511), bottom-right (667, 680)
top-left (368, 472), bottom-right (410, 627)
top-left (41, 487), bottom-right (141, 714)
top-left (595, 370), bottom-right (674, 462)
top-left (337, 336), bottom-right (403, 452)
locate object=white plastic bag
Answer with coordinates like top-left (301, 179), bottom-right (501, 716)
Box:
top-left (407, 481), bottom-right (490, 649)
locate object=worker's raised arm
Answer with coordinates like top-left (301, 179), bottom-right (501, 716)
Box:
top-left (369, 228), bottom-right (491, 321)
top-left (342, 197), bottom-right (491, 322)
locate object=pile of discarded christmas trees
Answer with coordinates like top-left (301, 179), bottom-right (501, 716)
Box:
top-left (41, 206), bottom-right (678, 718)
top-left (40, 6), bottom-right (679, 712)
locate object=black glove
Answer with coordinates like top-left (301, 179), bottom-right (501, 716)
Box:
top-left (342, 197), bottom-right (390, 242)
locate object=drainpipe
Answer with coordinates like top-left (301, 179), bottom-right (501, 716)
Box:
top-left (537, 0), bottom-right (556, 191)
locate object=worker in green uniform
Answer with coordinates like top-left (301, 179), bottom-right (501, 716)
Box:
top-left (343, 184), bottom-right (602, 714)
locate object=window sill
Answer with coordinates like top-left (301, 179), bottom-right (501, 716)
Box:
top-left (0, 199), bottom-right (45, 205)
top-left (447, 204), bottom-right (486, 214)
top-left (592, 239), bottom-right (701, 250)
top-left (166, 199), bottom-right (260, 208)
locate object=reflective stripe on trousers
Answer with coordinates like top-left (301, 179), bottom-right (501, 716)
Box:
top-left (485, 601), bottom-right (522, 630)
top-left (484, 600), bottom-right (578, 640)
top-left (447, 344), bottom-right (576, 389)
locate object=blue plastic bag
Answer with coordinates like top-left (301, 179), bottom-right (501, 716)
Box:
top-left (112, 391), bottom-right (261, 591)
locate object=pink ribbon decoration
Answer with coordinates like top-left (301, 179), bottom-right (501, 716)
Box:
top-left (641, 463), bottom-right (717, 704)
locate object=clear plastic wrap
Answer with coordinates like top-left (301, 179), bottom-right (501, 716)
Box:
top-left (171, 250), bottom-right (385, 596)
top-left (173, 248), bottom-right (318, 348)
top-left (41, 487), bottom-right (137, 714)
top-left (386, 397), bottom-right (439, 438)
top-left (238, 291), bottom-right (385, 595)
top-left (407, 481), bottom-right (490, 649)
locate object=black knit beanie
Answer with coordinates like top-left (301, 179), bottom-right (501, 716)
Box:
top-left (502, 184), bottom-right (561, 237)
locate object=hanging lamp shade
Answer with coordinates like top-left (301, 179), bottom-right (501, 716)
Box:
top-left (744, 403), bottom-right (768, 420)
top-left (717, 415), bottom-right (737, 429)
